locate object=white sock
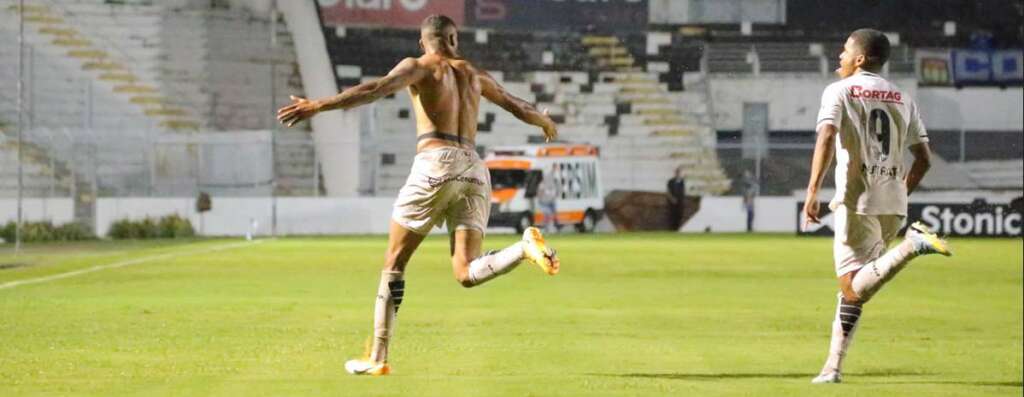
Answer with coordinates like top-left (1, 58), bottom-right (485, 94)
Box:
top-left (851, 240), bottom-right (917, 301)
top-left (821, 293), bottom-right (862, 374)
top-left (370, 270), bottom-right (404, 363)
top-left (467, 242), bottom-right (525, 286)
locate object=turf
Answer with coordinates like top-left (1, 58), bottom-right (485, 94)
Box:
top-left (0, 233), bottom-right (1021, 396)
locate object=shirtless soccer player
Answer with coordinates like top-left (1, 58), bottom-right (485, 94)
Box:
top-left (276, 15), bottom-right (560, 376)
top-left (802, 29), bottom-right (953, 384)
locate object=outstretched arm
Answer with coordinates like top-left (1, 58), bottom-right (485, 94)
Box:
top-left (802, 123), bottom-right (837, 229)
top-left (480, 71), bottom-right (557, 142)
top-left (277, 58), bottom-right (426, 127)
top-left (905, 142), bottom-right (931, 194)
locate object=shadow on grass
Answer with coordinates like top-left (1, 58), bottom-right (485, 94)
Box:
top-left (880, 380), bottom-right (1022, 388)
top-left (590, 370), bottom-right (934, 381)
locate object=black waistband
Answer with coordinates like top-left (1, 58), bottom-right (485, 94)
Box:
top-left (417, 131), bottom-right (473, 146)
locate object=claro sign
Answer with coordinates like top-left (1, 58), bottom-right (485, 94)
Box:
top-left (318, 0), bottom-right (465, 28)
top-left (466, 0), bottom-right (648, 31)
top-left (797, 199), bottom-right (1022, 237)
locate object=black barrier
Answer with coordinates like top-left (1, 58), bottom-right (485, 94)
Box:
top-left (795, 201), bottom-right (835, 236)
top-left (797, 198), bottom-right (1024, 237)
top-left (466, 0), bottom-right (648, 32)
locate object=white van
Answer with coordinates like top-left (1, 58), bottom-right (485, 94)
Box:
top-left (485, 144), bottom-right (604, 233)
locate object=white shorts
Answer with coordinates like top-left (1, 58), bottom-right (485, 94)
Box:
top-left (392, 147), bottom-right (491, 235)
top-left (832, 205), bottom-right (904, 276)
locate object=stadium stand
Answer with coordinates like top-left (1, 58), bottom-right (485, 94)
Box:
top-left (2, 0), bottom-right (1018, 201)
top-left (0, 0), bottom-right (302, 131)
top-left (324, 27), bottom-right (731, 196)
top-left (695, 32), bottom-right (917, 75)
top-left (661, 5), bottom-right (1021, 195)
top-left (0, 0), bottom-right (318, 197)
top-left (960, 160), bottom-right (1024, 190)
top-left (786, 0), bottom-right (1023, 49)
top-left (0, 132), bottom-right (71, 197)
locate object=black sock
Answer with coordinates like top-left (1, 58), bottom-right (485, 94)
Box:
top-left (389, 279), bottom-right (405, 314)
top-left (838, 298), bottom-right (862, 337)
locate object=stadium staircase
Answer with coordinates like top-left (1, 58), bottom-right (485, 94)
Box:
top-left (274, 130), bottom-right (319, 196)
top-left (959, 160), bottom-right (1024, 190)
top-left (1, 1), bottom-right (201, 131)
top-left (576, 35), bottom-right (730, 194)
top-left (0, 131), bottom-right (72, 198)
top-left (1, 2), bottom-right (317, 197)
top-left (581, 35), bottom-right (638, 71)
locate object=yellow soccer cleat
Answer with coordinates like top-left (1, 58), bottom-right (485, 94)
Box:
top-left (522, 226), bottom-right (559, 275)
top-left (906, 221), bottom-right (952, 257)
top-left (344, 358), bottom-right (391, 376)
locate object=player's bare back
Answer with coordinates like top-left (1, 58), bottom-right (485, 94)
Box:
top-left (410, 54), bottom-right (482, 153)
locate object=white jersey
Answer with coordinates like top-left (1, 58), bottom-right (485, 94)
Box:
top-left (817, 71), bottom-right (929, 216)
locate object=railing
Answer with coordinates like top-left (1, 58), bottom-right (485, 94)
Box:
top-left (714, 132), bottom-right (1023, 196)
top-left (30, 0), bottom-right (205, 126)
top-left (2, 127), bottom-right (320, 198)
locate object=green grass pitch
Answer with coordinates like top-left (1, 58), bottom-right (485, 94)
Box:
top-left (1, 233), bottom-right (1021, 396)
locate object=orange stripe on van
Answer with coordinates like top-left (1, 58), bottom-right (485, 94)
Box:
top-left (534, 210), bottom-right (585, 224)
top-left (539, 147), bottom-right (568, 156)
top-left (535, 145), bottom-right (599, 157)
top-left (557, 211), bottom-right (586, 223)
top-left (492, 188), bottom-right (518, 204)
top-left (486, 159), bottom-right (531, 169)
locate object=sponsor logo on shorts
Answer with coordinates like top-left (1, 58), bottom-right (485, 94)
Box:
top-left (427, 175), bottom-right (485, 188)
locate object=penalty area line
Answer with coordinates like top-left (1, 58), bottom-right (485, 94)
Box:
top-left (0, 239), bottom-right (268, 291)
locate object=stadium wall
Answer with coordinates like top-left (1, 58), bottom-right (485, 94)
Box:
top-left (917, 87), bottom-right (1024, 132)
top-left (681, 196), bottom-right (795, 233)
top-left (683, 192), bottom-right (1022, 234)
top-left (710, 76), bottom-right (1024, 131)
top-left (0, 199), bottom-right (74, 225)
top-left (6, 194), bottom-right (1018, 237)
top-left (93, 197), bottom-right (396, 237)
top-left (93, 196), bottom-right (800, 236)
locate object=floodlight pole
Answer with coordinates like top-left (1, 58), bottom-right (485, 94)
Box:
top-left (15, 0), bottom-right (25, 254)
top-left (269, 3), bottom-right (278, 238)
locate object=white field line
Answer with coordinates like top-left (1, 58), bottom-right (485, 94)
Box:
top-left (0, 239), bottom-right (266, 291)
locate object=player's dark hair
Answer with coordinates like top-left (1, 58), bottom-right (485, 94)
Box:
top-left (421, 14), bottom-right (457, 45)
top-left (849, 28), bottom-right (890, 71)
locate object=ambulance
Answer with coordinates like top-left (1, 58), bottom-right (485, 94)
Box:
top-left (485, 143), bottom-right (604, 233)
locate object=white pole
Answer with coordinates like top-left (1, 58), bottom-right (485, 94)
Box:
top-left (15, 0), bottom-right (25, 254)
top-left (959, 128), bottom-right (966, 163)
top-left (270, 3), bottom-right (279, 237)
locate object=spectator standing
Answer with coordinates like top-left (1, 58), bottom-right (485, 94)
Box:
top-left (742, 170), bottom-right (759, 232)
top-left (666, 166), bottom-right (687, 230)
top-left (537, 166), bottom-right (559, 233)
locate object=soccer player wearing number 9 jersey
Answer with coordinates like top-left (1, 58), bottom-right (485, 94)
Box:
top-left (802, 29), bottom-right (953, 384)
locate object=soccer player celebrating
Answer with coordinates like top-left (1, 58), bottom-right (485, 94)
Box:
top-left (803, 29), bottom-right (952, 384)
top-left (277, 15), bottom-right (560, 376)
